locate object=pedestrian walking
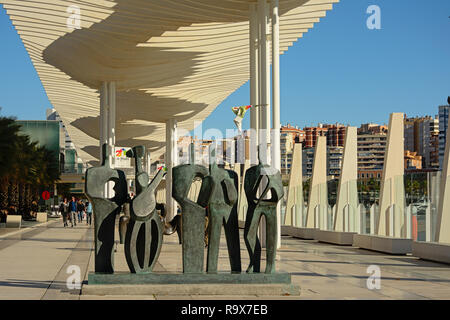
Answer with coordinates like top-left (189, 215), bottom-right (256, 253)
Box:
top-left (77, 200), bottom-right (85, 223)
top-left (69, 196), bottom-right (77, 227)
top-left (30, 201), bottom-right (38, 220)
top-left (86, 201), bottom-right (92, 226)
top-left (60, 198), bottom-right (69, 227)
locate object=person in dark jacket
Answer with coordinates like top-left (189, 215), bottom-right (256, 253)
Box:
top-left (69, 197), bottom-right (77, 227)
top-left (77, 200), bottom-right (85, 223)
top-left (30, 201), bottom-right (38, 220)
top-left (60, 198), bottom-right (70, 227)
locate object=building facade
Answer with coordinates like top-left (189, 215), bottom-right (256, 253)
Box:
top-left (46, 108), bottom-right (84, 174)
top-left (439, 105), bottom-right (449, 169)
top-left (302, 146), bottom-right (344, 179)
top-left (16, 120), bottom-right (62, 171)
top-left (280, 124), bottom-right (305, 177)
top-left (357, 124), bottom-right (387, 181)
top-left (303, 123), bottom-right (346, 149)
top-left (404, 115), bottom-right (439, 170)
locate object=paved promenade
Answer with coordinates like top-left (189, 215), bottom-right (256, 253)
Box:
top-left (0, 218), bottom-right (449, 300)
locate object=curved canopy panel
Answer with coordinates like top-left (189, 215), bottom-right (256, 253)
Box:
top-left (1, 0), bottom-right (339, 164)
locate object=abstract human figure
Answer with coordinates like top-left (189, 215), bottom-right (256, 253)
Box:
top-left (172, 163), bottom-right (209, 273)
top-left (85, 144), bottom-right (128, 274)
top-left (244, 155), bottom-right (284, 274)
top-left (204, 145), bottom-right (241, 274)
top-left (124, 146), bottom-right (165, 273)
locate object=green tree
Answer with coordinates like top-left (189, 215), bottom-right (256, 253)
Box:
top-left (0, 117), bottom-right (60, 215)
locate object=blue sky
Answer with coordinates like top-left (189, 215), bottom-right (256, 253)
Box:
top-left (0, 1), bottom-right (449, 134)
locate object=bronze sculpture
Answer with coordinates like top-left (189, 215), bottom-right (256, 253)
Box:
top-left (172, 163), bottom-right (209, 273)
top-left (86, 144), bottom-right (284, 278)
top-left (124, 146), bottom-right (165, 273)
top-left (243, 156), bottom-right (284, 274)
top-left (85, 144), bottom-right (128, 273)
top-left (203, 145), bottom-right (241, 274)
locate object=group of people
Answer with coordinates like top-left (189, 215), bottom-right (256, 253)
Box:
top-left (59, 196), bottom-right (93, 228)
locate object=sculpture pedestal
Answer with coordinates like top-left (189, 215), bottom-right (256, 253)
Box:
top-left (315, 230), bottom-right (356, 246)
top-left (353, 234), bottom-right (412, 255)
top-left (84, 272), bottom-right (299, 296)
top-left (412, 241), bottom-right (450, 265)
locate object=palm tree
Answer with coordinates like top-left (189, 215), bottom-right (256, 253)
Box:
top-left (0, 117), bottom-right (21, 209)
top-left (0, 117), bottom-right (61, 216)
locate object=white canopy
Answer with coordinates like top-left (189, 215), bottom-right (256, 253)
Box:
top-left (1, 0), bottom-right (338, 165)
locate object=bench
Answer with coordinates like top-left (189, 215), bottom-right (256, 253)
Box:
top-left (6, 215), bottom-right (22, 228)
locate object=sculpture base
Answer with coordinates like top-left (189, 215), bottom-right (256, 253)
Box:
top-left (85, 272), bottom-right (299, 296)
top-left (88, 272), bottom-right (291, 285)
top-left (353, 234), bottom-right (412, 255)
top-left (315, 230), bottom-right (356, 245)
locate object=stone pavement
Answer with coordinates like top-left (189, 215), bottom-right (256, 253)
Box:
top-left (0, 217), bottom-right (449, 300)
top-left (0, 218), bottom-right (93, 300)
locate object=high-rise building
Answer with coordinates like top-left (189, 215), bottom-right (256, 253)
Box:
top-left (280, 124), bottom-right (305, 177)
top-left (439, 104), bottom-right (449, 169)
top-left (328, 146), bottom-right (344, 177)
top-left (404, 115), bottom-right (439, 169)
top-left (304, 125), bottom-right (328, 149)
top-left (302, 146), bottom-right (344, 179)
top-left (357, 124), bottom-right (387, 179)
top-left (326, 125), bottom-right (346, 148)
top-left (16, 120), bottom-right (62, 172)
top-left (430, 131), bottom-right (440, 169)
top-left (303, 123), bottom-right (346, 148)
top-left (46, 108), bottom-right (83, 173)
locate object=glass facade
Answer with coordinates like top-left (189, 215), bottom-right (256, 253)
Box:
top-left (16, 120), bottom-right (61, 170)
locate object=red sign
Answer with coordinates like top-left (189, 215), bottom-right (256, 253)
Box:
top-left (42, 191), bottom-right (50, 201)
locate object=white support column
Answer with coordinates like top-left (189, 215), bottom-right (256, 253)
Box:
top-left (107, 81), bottom-right (116, 171)
top-left (306, 136), bottom-right (328, 228)
top-left (426, 205), bottom-right (431, 242)
top-left (359, 204), bottom-right (366, 234)
top-left (406, 205), bottom-right (412, 239)
top-left (99, 82), bottom-right (108, 164)
top-left (377, 113), bottom-right (406, 237)
top-left (146, 151), bottom-right (151, 176)
top-left (334, 127), bottom-right (358, 232)
top-left (99, 81), bottom-right (116, 198)
top-left (166, 119), bottom-right (178, 221)
top-left (285, 144), bottom-right (303, 225)
top-left (370, 204), bottom-right (376, 234)
top-left (258, 0), bottom-right (270, 164)
top-left (271, 0), bottom-right (281, 249)
top-left (109, 82), bottom-right (117, 198)
top-left (436, 115), bottom-right (450, 243)
top-left (249, 3), bottom-right (259, 166)
top-left (257, 0), bottom-right (269, 248)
